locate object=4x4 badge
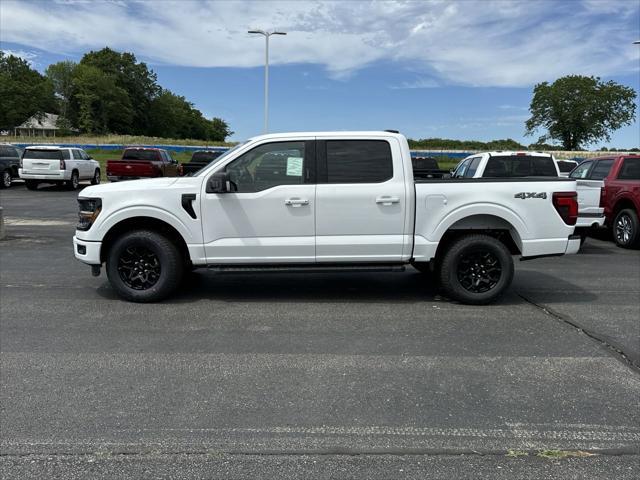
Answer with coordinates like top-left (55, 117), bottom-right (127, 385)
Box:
top-left (514, 192), bottom-right (547, 199)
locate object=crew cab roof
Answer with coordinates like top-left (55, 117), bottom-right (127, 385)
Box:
top-left (247, 131), bottom-right (406, 142)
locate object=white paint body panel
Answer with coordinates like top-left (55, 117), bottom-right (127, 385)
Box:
top-left (574, 179), bottom-right (606, 228)
top-left (74, 132), bottom-right (576, 267)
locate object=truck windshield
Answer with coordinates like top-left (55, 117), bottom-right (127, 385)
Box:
top-left (23, 150), bottom-right (62, 160)
top-left (122, 150), bottom-right (158, 161)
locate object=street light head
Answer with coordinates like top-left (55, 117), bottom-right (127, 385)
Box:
top-left (272, 31), bottom-right (287, 35)
top-left (248, 29), bottom-right (265, 35)
top-left (634, 40), bottom-right (640, 44)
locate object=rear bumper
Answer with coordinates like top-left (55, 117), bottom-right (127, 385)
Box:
top-left (565, 234), bottom-right (581, 255)
top-left (107, 175), bottom-right (142, 182)
top-left (73, 235), bottom-right (101, 265)
top-left (575, 215), bottom-right (605, 228)
top-left (19, 169), bottom-right (70, 181)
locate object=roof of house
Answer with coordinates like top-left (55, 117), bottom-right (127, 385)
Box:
top-left (17, 113), bottom-right (59, 129)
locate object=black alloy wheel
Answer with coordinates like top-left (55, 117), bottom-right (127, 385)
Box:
top-left (106, 229), bottom-right (184, 302)
top-left (438, 234), bottom-right (514, 305)
top-left (456, 250), bottom-right (502, 294)
top-left (117, 245), bottom-right (162, 290)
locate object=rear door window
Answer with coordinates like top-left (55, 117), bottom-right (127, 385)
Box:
top-left (323, 140), bottom-right (393, 183)
top-left (589, 159), bottom-right (614, 180)
top-left (72, 149), bottom-right (84, 160)
top-left (617, 158), bottom-right (640, 180)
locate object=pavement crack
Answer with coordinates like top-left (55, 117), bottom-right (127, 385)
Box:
top-left (518, 293), bottom-right (639, 372)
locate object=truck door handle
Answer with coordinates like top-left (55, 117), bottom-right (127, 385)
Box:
top-left (376, 196), bottom-right (400, 205)
top-left (285, 198), bottom-right (309, 207)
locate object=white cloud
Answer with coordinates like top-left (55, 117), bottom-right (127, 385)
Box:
top-left (0, 0), bottom-right (638, 87)
top-left (389, 78), bottom-right (439, 89)
top-left (1, 48), bottom-right (38, 66)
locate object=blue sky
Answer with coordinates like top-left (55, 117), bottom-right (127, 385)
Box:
top-left (1, 0), bottom-right (639, 148)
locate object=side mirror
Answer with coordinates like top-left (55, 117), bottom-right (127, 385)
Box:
top-left (206, 171), bottom-right (233, 193)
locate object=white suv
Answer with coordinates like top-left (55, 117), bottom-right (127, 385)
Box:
top-left (19, 146), bottom-right (101, 190)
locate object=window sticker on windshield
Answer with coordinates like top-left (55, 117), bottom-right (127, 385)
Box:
top-left (286, 157), bottom-right (303, 176)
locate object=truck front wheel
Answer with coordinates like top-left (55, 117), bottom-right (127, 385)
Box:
top-left (438, 234), bottom-right (514, 305)
top-left (106, 230), bottom-right (184, 302)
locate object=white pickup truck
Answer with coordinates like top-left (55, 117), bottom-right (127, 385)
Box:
top-left (73, 131), bottom-right (580, 304)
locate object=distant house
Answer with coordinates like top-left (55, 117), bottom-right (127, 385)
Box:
top-left (14, 113), bottom-right (60, 137)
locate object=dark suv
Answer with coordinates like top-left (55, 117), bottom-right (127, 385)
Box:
top-left (0, 143), bottom-right (22, 188)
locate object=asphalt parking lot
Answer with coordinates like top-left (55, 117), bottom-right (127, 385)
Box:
top-left (1, 183), bottom-right (639, 479)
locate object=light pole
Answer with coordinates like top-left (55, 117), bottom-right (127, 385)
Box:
top-left (248, 29), bottom-right (287, 133)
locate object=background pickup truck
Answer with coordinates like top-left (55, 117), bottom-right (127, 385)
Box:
top-left (600, 155), bottom-right (640, 248)
top-left (181, 150), bottom-right (224, 176)
top-left (452, 151), bottom-right (560, 178)
top-left (74, 131), bottom-right (580, 305)
top-left (106, 147), bottom-right (180, 181)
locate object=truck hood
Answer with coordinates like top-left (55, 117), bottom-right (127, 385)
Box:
top-left (79, 177), bottom-right (181, 197)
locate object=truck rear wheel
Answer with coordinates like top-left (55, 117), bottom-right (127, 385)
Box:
top-left (438, 234), bottom-right (514, 305)
top-left (106, 229), bottom-right (184, 302)
top-left (613, 208), bottom-right (640, 249)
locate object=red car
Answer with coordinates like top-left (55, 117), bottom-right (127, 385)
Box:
top-left (599, 155), bottom-right (640, 248)
top-left (106, 147), bottom-right (181, 181)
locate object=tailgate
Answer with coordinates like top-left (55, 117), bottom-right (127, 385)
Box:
top-left (22, 150), bottom-right (62, 173)
top-left (107, 160), bottom-right (155, 176)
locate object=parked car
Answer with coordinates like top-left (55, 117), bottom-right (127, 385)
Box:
top-left (411, 156), bottom-right (448, 179)
top-left (452, 152), bottom-right (560, 178)
top-left (19, 146), bottom-right (100, 190)
top-left (106, 147), bottom-right (180, 181)
top-left (0, 143), bottom-right (22, 188)
top-left (556, 159), bottom-right (579, 177)
top-left (600, 156), bottom-right (640, 248)
top-left (73, 131), bottom-right (580, 305)
top-left (181, 150), bottom-right (225, 176)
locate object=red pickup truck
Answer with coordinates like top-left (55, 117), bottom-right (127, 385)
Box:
top-left (106, 147), bottom-right (181, 181)
top-left (599, 155), bottom-right (640, 248)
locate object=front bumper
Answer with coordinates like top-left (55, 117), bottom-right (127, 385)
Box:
top-left (73, 235), bottom-right (101, 265)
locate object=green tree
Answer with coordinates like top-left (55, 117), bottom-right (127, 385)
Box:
top-left (148, 90), bottom-right (232, 141)
top-left (45, 60), bottom-right (78, 132)
top-left (0, 51), bottom-right (57, 128)
top-left (80, 47), bottom-right (160, 134)
top-left (72, 64), bottom-right (133, 134)
top-left (525, 75), bottom-right (637, 150)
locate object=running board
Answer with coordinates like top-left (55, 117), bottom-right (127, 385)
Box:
top-left (206, 264), bottom-right (406, 274)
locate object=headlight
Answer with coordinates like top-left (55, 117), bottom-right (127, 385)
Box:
top-left (77, 197), bottom-right (102, 231)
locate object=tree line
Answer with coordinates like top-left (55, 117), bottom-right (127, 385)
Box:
top-left (0, 48), bottom-right (232, 141)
